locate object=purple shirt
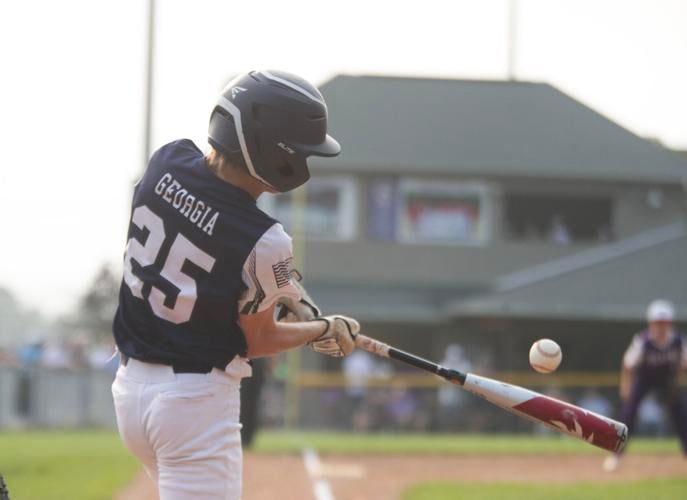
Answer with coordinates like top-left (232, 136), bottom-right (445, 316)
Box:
top-left (623, 329), bottom-right (686, 387)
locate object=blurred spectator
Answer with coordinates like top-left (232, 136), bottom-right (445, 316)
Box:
top-left (386, 388), bottom-right (418, 430)
top-left (16, 335), bottom-right (46, 419)
top-left (240, 357), bottom-right (270, 448)
top-left (88, 339), bottom-right (119, 376)
top-left (259, 354), bottom-right (288, 428)
top-left (577, 389), bottom-right (612, 417)
top-left (437, 344), bottom-right (472, 430)
top-left (343, 350), bottom-right (377, 431)
top-left (18, 338), bottom-right (44, 367)
top-left (70, 337), bottom-right (90, 370)
top-left (41, 341), bottom-right (71, 369)
top-left (549, 214), bottom-right (571, 245)
top-left (0, 347), bottom-right (17, 366)
top-left (343, 350), bottom-right (376, 398)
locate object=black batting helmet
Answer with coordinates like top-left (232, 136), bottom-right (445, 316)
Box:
top-left (208, 70), bottom-right (341, 193)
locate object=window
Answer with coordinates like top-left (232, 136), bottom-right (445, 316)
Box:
top-left (504, 194), bottom-right (613, 244)
top-left (396, 180), bottom-right (489, 245)
top-left (366, 178), bottom-right (398, 241)
top-left (259, 176), bottom-right (357, 241)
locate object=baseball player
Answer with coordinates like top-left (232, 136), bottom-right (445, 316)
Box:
top-left (111, 70), bottom-right (359, 499)
top-left (603, 299), bottom-right (687, 471)
top-left (0, 472), bottom-right (9, 500)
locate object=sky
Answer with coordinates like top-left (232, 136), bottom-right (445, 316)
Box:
top-left (0, 0), bottom-right (686, 317)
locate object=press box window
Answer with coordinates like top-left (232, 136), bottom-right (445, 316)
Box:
top-left (504, 194), bottom-right (613, 243)
top-left (259, 176), bottom-right (357, 241)
top-left (396, 180), bottom-right (490, 245)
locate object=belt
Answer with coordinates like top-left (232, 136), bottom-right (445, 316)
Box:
top-left (120, 353), bottom-right (213, 374)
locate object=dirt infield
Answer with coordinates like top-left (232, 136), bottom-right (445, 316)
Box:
top-left (116, 453), bottom-right (686, 500)
top-left (321, 454), bottom-right (686, 500)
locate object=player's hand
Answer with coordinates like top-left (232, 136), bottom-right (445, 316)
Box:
top-left (308, 315), bottom-right (359, 357)
top-left (277, 272), bottom-right (321, 322)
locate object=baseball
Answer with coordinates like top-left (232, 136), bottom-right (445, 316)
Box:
top-left (529, 339), bottom-right (562, 373)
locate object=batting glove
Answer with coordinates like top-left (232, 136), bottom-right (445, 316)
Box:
top-left (308, 315), bottom-right (359, 357)
top-left (277, 271), bottom-right (321, 322)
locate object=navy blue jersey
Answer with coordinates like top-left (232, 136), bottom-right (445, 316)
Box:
top-left (113, 140), bottom-right (293, 369)
top-left (624, 330), bottom-right (687, 387)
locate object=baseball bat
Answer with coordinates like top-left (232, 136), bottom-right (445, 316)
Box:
top-left (355, 334), bottom-right (627, 453)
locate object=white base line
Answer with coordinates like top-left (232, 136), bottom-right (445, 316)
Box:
top-left (302, 448), bottom-right (335, 500)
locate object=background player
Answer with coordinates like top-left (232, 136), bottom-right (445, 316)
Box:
top-left (603, 299), bottom-right (687, 471)
top-left (111, 70), bottom-right (359, 500)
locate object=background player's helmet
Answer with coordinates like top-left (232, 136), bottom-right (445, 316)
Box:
top-left (646, 299), bottom-right (675, 323)
top-left (208, 70), bottom-right (341, 193)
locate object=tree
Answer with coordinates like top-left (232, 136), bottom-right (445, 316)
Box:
top-left (72, 264), bottom-right (120, 342)
top-left (0, 287), bottom-right (43, 347)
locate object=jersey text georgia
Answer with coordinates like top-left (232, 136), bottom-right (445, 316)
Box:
top-left (154, 173), bottom-right (219, 236)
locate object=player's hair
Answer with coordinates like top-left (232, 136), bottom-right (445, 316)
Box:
top-left (206, 147), bottom-right (247, 175)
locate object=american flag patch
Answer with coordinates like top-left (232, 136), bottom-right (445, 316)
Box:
top-left (272, 257), bottom-right (293, 288)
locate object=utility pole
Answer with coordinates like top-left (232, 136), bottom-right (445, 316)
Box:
top-left (143, 0), bottom-right (156, 167)
top-left (508, 0), bottom-right (518, 81)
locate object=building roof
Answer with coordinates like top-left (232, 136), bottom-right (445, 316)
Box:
top-left (308, 224), bottom-right (687, 323)
top-left (313, 75), bottom-right (687, 183)
top-left (447, 223), bottom-right (687, 321)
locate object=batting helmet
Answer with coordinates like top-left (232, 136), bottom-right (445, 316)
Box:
top-left (208, 70), bottom-right (341, 193)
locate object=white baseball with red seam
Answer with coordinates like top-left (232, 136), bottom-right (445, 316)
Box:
top-left (529, 339), bottom-right (562, 373)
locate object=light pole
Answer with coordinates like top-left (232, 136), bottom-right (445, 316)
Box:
top-left (142, 0), bottom-right (156, 167)
top-left (508, 0), bottom-right (518, 81)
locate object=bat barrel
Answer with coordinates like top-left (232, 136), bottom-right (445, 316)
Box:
top-left (463, 374), bottom-right (628, 453)
top-left (355, 333), bottom-right (626, 452)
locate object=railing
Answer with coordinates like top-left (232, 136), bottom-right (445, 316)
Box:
top-left (0, 364), bottom-right (682, 435)
top-left (294, 371), bottom-right (633, 388)
top-left (0, 365), bottom-right (117, 429)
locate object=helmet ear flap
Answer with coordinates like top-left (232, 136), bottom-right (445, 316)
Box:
top-left (208, 108), bottom-right (241, 155)
top-left (270, 153), bottom-right (310, 192)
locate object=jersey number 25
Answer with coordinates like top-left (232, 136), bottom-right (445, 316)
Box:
top-left (123, 205), bottom-right (216, 324)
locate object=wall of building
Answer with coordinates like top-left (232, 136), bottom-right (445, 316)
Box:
top-left (285, 174), bottom-right (685, 287)
top-left (613, 184), bottom-right (685, 238)
top-left (302, 239), bottom-right (586, 287)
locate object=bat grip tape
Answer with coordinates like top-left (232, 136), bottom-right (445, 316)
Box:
top-left (388, 347), bottom-right (466, 385)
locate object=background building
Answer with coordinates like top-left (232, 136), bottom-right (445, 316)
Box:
top-left (259, 74), bottom-right (687, 388)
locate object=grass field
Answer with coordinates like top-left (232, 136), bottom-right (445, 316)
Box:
top-left (253, 430), bottom-right (680, 455)
top-left (403, 478), bottom-right (687, 500)
top-left (0, 430), bottom-right (139, 500)
top-left (0, 430), bottom-right (683, 500)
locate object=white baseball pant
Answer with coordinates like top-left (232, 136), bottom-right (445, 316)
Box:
top-left (112, 357), bottom-right (251, 500)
